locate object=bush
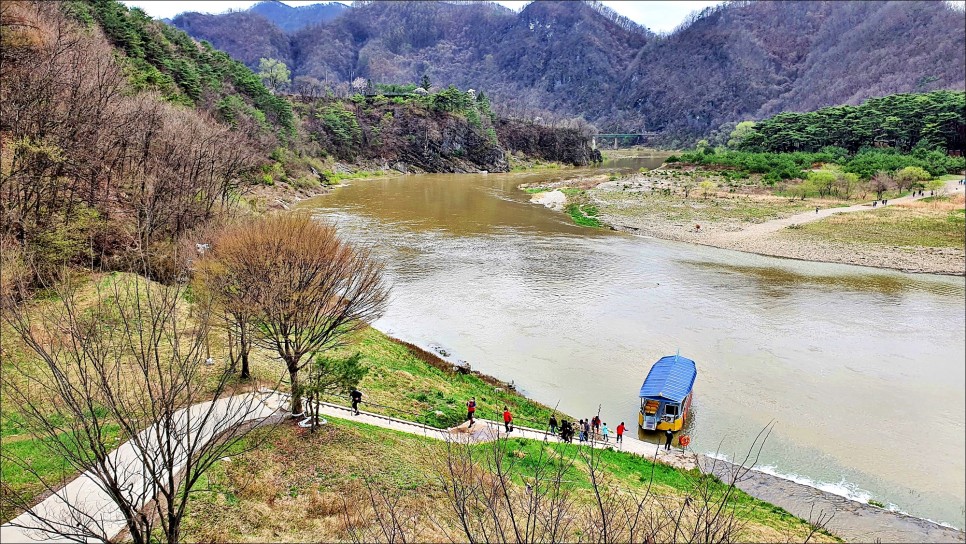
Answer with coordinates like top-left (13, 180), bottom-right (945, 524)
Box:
top-left (317, 103), bottom-right (361, 147)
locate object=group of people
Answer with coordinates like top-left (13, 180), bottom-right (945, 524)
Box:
top-left (548, 414), bottom-right (626, 445)
top-left (355, 392), bottom-right (679, 453)
top-left (465, 397), bottom-right (516, 433)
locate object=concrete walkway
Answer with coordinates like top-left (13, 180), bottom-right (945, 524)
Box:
top-left (1, 391), bottom-right (286, 543)
top-left (5, 392), bottom-right (963, 543)
top-left (302, 398), bottom-right (965, 543)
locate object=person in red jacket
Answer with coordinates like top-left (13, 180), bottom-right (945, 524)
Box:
top-left (466, 397), bottom-right (476, 421)
top-left (503, 406), bottom-right (513, 432)
top-left (616, 422), bottom-right (625, 445)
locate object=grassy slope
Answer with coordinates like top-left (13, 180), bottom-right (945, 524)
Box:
top-left (2, 273), bottom-right (833, 540)
top-left (180, 417), bottom-right (834, 543)
top-left (0, 273), bottom-right (559, 521)
top-left (322, 327), bottom-right (561, 429)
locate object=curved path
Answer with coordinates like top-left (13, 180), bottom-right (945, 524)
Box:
top-left (272, 394), bottom-right (966, 543)
top-left (1, 391), bottom-right (286, 543)
top-left (726, 179), bottom-right (964, 240)
top-left (4, 391), bottom-right (963, 543)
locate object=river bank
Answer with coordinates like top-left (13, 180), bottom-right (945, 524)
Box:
top-left (390, 330), bottom-right (964, 543)
top-left (524, 172), bottom-right (966, 276)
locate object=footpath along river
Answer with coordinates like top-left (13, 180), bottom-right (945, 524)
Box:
top-left (300, 156), bottom-right (966, 531)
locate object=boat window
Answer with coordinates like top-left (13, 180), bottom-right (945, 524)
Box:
top-left (665, 404), bottom-right (679, 416)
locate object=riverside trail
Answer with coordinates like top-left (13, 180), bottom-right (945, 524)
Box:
top-left (6, 391), bottom-right (961, 543)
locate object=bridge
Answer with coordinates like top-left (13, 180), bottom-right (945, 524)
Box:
top-left (594, 132), bottom-right (660, 148)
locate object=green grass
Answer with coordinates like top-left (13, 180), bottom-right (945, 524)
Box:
top-left (522, 186), bottom-right (550, 194)
top-left (180, 417), bottom-right (834, 542)
top-left (868, 499), bottom-right (886, 508)
top-left (510, 159), bottom-right (562, 172)
top-left (322, 328), bottom-right (564, 430)
top-left (321, 169), bottom-right (390, 184)
top-left (1, 425), bottom-right (123, 522)
top-left (565, 203), bottom-right (602, 228)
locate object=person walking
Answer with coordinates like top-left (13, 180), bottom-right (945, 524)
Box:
top-left (466, 397), bottom-right (476, 422)
top-left (664, 428), bottom-right (673, 451)
top-left (616, 422), bottom-right (625, 445)
top-left (350, 388), bottom-right (363, 415)
top-left (583, 419), bottom-right (591, 443)
top-left (503, 406), bottom-right (513, 432)
top-left (591, 415), bottom-right (601, 436)
top-left (578, 419), bottom-right (587, 442)
top-left (815, 206), bottom-right (819, 214)
top-left (601, 423), bottom-right (610, 443)
top-left (548, 415), bottom-right (558, 436)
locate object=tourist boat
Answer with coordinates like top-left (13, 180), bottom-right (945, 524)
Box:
top-left (638, 353), bottom-right (697, 431)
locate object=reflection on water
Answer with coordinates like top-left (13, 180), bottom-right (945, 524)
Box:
top-left (684, 261), bottom-right (963, 297)
top-left (303, 162), bottom-right (966, 528)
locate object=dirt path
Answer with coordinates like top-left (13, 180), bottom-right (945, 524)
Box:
top-left (715, 178), bottom-right (964, 242)
top-left (600, 178), bottom-right (965, 275)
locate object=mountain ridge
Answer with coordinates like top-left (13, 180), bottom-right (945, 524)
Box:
top-left (170, 0), bottom-right (966, 144)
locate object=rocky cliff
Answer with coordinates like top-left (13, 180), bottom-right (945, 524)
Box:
top-left (303, 98), bottom-right (597, 174)
top-left (496, 119), bottom-right (601, 166)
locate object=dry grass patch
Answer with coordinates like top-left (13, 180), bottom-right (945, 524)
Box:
top-left (788, 193), bottom-right (965, 249)
top-left (181, 418), bottom-right (837, 543)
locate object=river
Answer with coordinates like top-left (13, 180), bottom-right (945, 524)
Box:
top-left (301, 155), bottom-right (966, 529)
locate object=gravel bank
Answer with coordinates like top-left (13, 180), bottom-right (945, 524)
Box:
top-left (605, 213), bottom-right (966, 276)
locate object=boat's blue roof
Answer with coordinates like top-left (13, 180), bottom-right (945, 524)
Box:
top-left (639, 355), bottom-right (697, 403)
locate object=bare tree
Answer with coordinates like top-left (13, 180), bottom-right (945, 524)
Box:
top-left (869, 171), bottom-right (893, 200)
top-left (346, 422), bottom-right (832, 543)
top-left (194, 224), bottom-right (262, 380)
top-left (211, 215), bottom-right (389, 415)
top-left (1, 269), bottom-right (283, 543)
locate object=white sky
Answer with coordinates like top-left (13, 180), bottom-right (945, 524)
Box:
top-left (121, 1), bottom-right (725, 33)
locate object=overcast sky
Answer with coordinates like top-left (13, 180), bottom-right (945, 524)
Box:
top-left (121, 1), bottom-right (725, 33)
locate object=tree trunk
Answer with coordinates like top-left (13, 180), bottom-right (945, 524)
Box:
top-left (240, 348), bottom-right (250, 379)
top-left (288, 365), bottom-right (302, 415)
top-left (239, 326), bottom-right (251, 379)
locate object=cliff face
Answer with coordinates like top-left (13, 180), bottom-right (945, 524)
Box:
top-left (496, 120), bottom-right (601, 166)
top-left (304, 99), bottom-right (596, 173)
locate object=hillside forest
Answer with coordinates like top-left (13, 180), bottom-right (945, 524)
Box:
top-left (172, 0), bottom-right (966, 144)
top-left (0, 0), bottom-right (599, 292)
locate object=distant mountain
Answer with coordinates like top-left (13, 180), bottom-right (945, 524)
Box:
top-left (248, 1), bottom-right (347, 33)
top-left (170, 0), bottom-right (966, 143)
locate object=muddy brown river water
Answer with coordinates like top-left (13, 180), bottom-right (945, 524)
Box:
top-left (301, 156), bottom-right (966, 530)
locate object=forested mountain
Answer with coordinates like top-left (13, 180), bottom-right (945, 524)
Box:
top-left (171, 0), bottom-right (966, 144)
top-left (248, 0), bottom-right (347, 32)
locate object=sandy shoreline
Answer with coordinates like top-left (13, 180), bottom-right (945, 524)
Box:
top-left (526, 174), bottom-right (965, 276)
top-left (605, 215), bottom-right (966, 276)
